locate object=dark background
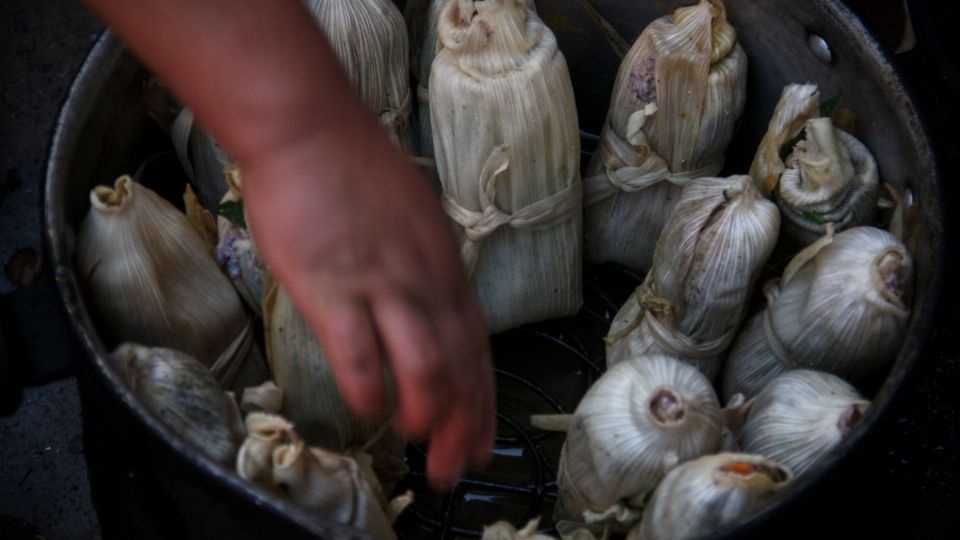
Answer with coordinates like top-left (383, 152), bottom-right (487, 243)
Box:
top-left (1, 0), bottom-right (958, 538)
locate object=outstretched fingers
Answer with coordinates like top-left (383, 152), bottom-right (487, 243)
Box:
top-left (373, 293), bottom-right (451, 438)
top-left (298, 296), bottom-right (387, 420)
top-left (373, 289), bottom-right (495, 489)
top-left (426, 351), bottom-right (494, 491)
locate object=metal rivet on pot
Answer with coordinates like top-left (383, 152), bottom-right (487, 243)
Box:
top-left (808, 32), bottom-right (833, 64)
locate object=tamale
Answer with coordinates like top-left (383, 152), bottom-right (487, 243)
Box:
top-left (305, 0), bottom-right (414, 151)
top-left (722, 226), bottom-right (912, 400)
top-left (584, 0), bottom-right (747, 272)
top-left (635, 453), bottom-right (790, 540)
top-left (751, 84), bottom-right (879, 248)
top-left (236, 413), bottom-right (399, 538)
top-left (431, 0), bottom-right (583, 333)
top-left (111, 343), bottom-right (246, 466)
top-left (556, 355), bottom-right (723, 530)
top-left (737, 370), bottom-right (869, 478)
top-left (77, 176), bottom-right (268, 389)
top-left (605, 176), bottom-right (779, 381)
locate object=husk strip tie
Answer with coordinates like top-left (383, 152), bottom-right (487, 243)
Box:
top-left (607, 281), bottom-right (737, 359)
top-left (442, 144), bottom-right (583, 276)
top-left (584, 121), bottom-right (719, 207)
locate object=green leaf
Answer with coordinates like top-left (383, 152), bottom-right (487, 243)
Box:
top-left (218, 200), bottom-right (246, 228)
top-left (804, 210), bottom-right (826, 225)
top-left (820, 94), bottom-right (842, 118)
top-left (779, 128), bottom-right (807, 161)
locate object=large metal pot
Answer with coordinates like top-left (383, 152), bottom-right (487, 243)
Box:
top-left (45, 1), bottom-right (942, 538)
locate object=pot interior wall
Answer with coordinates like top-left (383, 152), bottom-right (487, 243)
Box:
top-left (46, 1), bottom-right (940, 538)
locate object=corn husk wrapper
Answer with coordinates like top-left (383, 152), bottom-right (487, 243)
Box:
top-left (583, 0), bottom-right (747, 272)
top-left (77, 176), bottom-right (269, 389)
top-left (749, 84), bottom-right (820, 195)
top-left (171, 108), bottom-right (230, 210)
top-left (183, 184), bottom-right (218, 253)
top-left (750, 84), bottom-right (879, 247)
top-left (262, 280), bottom-right (408, 487)
top-left (738, 370), bottom-right (869, 478)
top-left (779, 119), bottom-right (879, 246)
top-left (305, 0), bottom-right (414, 151)
top-left (432, 0), bottom-right (583, 333)
top-left (722, 226), bottom-right (912, 399)
top-left (605, 176), bottom-right (780, 381)
top-left (111, 343), bottom-right (245, 466)
top-left (556, 355), bottom-right (723, 531)
top-left (241, 380), bottom-right (285, 414)
top-left (211, 164), bottom-right (268, 316)
top-left (236, 413), bottom-right (402, 537)
top-left (633, 453), bottom-right (791, 540)
top-left (406, 0), bottom-right (536, 160)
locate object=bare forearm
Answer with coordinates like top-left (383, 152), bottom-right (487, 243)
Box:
top-left (83, 0), bottom-right (372, 163)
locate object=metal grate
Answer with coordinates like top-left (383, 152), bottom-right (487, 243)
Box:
top-left (393, 263), bottom-right (644, 539)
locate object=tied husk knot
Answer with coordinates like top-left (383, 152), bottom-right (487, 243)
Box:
top-left (873, 249), bottom-right (909, 309)
top-left (750, 84), bottom-right (820, 196)
top-left (647, 387), bottom-right (686, 426)
top-left (90, 177), bottom-right (132, 210)
top-left (440, 0), bottom-right (538, 74)
top-left (707, 0), bottom-right (737, 64)
top-left (442, 145), bottom-right (584, 277)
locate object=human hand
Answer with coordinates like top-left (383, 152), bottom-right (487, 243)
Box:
top-left (81, 0), bottom-right (495, 490)
top-left (241, 107), bottom-right (496, 490)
